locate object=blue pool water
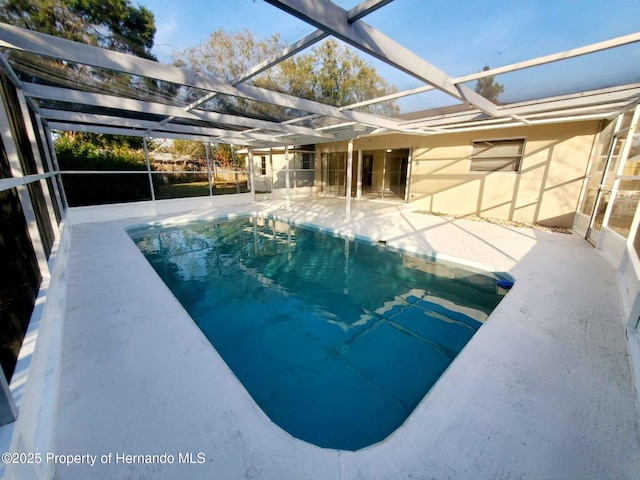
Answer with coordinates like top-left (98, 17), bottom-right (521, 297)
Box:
top-left (129, 216), bottom-right (508, 451)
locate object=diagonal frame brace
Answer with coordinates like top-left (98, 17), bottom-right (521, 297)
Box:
top-left (264, 0), bottom-right (499, 116)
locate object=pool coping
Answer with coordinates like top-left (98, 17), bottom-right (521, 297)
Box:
top-left (126, 213), bottom-right (508, 450)
top-left (9, 197), bottom-right (640, 479)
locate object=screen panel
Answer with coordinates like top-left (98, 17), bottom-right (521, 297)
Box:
top-left (0, 187), bottom-right (42, 381)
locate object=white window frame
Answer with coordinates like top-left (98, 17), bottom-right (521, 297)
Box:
top-left (470, 137), bottom-right (526, 173)
top-left (260, 156), bottom-right (267, 176)
top-left (302, 152), bottom-right (313, 170)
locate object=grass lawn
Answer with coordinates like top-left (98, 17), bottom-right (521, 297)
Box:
top-left (155, 181), bottom-right (248, 199)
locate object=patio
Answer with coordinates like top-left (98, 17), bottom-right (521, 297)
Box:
top-left (47, 197), bottom-right (640, 479)
top-left (0, 2), bottom-right (639, 478)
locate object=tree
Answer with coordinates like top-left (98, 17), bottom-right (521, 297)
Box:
top-left (1, 0), bottom-right (165, 199)
top-left (279, 39), bottom-right (399, 116)
top-left (59, 131), bottom-right (146, 150)
top-left (212, 144), bottom-right (233, 168)
top-left (474, 66), bottom-right (504, 103)
top-left (0, 0), bottom-right (156, 59)
top-left (0, 0), bottom-right (166, 103)
top-left (55, 132), bottom-right (146, 170)
top-left (54, 132), bottom-right (151, 206)
top-left (176, 30), bottom-right (399, 117)
top-left (170, 139), bottom-right (206, 159)
top-left (150, 140), bottom-right (234, 168)
top-left (178, 29), bottom-right (281, 83)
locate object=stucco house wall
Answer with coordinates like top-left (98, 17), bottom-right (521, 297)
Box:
top-left (316, 121), bottom-right (601, 227)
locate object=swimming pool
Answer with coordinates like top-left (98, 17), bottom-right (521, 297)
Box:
top-left (128, 216), bottom-right (508, 451)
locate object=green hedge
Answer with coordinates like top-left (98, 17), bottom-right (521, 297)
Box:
top-left (55, 136), bottom-right (158, 206)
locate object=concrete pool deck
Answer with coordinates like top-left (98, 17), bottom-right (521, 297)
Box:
top-left (49, 197), bottom-right (640, 479)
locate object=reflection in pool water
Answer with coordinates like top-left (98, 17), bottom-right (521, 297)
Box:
top-left (129, 217), bottom-right (508, 451)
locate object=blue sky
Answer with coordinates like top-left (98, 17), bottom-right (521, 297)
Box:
top-left (137, 0), bottom-right (640, 111)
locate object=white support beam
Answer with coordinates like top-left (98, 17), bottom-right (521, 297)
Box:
top-left (0, 50), bottom-right (44, 118)
top-left (147, 29), bottom-right (331, 137)
top-left (399, 84), bottom-right (640, 130)
top-left (0, 83), bottom-right (49, 275)
top-left (509, 114), bottom-right (532, 125)
top-left (264, 0), bottom-right (499, 116)
top-left (23, 84), bottom-right (332, 139)
top-left (44, 120), bottom-right (340, 148)
top-left (40, 108), bottom-right (178, 130)
top-left (46, 122), bottom-right (224, 143)
top-left (346, 139), bottom-right (353, 218)
top-left (160, 30), bottom-right (329, 136)
top-left (0, 23), bottom-right (280, 106)
top-left (234, 3), bottom-right (409, 136)
top-left (610, 98), bottom-right (640, 118)
top-left (184, 16), bottom-right (402, 131)
top-left (44, 125), bottom-right (68, 209)
top-left (237, 0), bottom-right (388, 85)
top-left (189, 108), bottom-right (333, 138)
top-left (232, 81), bottom-right (399, 129)
top-left (247, 148), bottom-right (255, 203)
top-left (24, 83), bottom-right (195, 117)
top-left (0, 172), bottom-right (57, 194)
top-left (0, 51), bottom-right (22, 87)
top-left (501, 85), bottom-right (640, 117)
top-left (46, 121), bottom-right (288, 146)
top-left (336, 31), bottom-right (640, 112)
top-left (514, 103), bottom-right (630, 120)
top-left (205, 143), bottom-right (213, 197)
top-left (145, 30), bottom-right (330, 137)
top-left (0, 22), bottom-right (399, 131)
top-left (185, 29), bottom-right (330, 113)
top-left (347, 0), bottom-right (394, 23)
top-left (341, 84), bottom-right (430, 111)
top-left (413, 112), bottom-right (614, 135)
top-left (238, 30), bottom-right (329, 83)
top-left (15, 87), bottom-right (59, 236)
top-left (151, 1), bottom-right (390, 139)
top-left (38, 109), bottom-right (284, 144)
top-left (526, 113), bottom-right (615, 125)
top-left (454, 32), bottom-right (640, 85)
top-left (142, 138), bottom-right (155, 202)
top-left (356, 149), bottom-right (363, 198)
top-left (230, 145), bottom-right (240, 193)
top-left (39, 109), bottom-right (170, 130)
top-left (33, 113), bottom-right (65, 215)
top-left (284, 145), bottom-right (291, 209)
top-left (600, 106), bottom-right (640, 231)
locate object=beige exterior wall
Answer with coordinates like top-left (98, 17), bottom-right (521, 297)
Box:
top-left (246, 149), bottom-right (316, 192)
top-left (316, 121), bottom-right (601, 226)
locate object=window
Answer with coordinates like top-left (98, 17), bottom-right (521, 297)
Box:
top-left (609, 130), bottom-right (640, 238)
top-left (260, 156), bottom-right (266, 175)
top-left (470, 138), bottom-right (525, 172)
top-left (302, 153), bottom-right (313, 170)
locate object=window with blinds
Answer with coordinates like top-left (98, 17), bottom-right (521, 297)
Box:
top-left (470, 138), bottom-right (525, 172)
